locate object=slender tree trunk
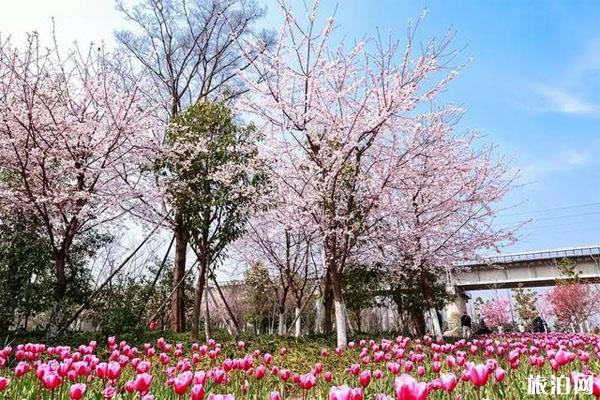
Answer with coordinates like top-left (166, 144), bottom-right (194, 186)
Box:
top-left (294, 306), bottom-right (302, 337)
top-left (191, 254), bottom-right (208, 340)
top-left (212, 277), bottom-right (240, 336)
top-left (322, 272), bottom-right (333, 334)
top-left (277, 285), bottom-right (288, 336)
top-left (171, 213), bottom-right (187, 332)
top-left (355, 310), bottom-right (362, 333)
top-left (47, 249), bottom-right (68, 337)
top-left (315, 296), bottom-right (323, 334)
top-left (277, 307), bottom-right (286, 336)
top-left (204, 274), bottom-right (211, 340)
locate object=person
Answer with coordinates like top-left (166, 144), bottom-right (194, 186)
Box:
top-left (532, 316), bottom-right (548, 333)
top-left (460, 312), bottom-right (472, 338)
top-left (475, 318), bottom-right (492, 335)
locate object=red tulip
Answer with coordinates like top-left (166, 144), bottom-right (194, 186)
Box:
top-left (592, 376), bottom-right (600, 396)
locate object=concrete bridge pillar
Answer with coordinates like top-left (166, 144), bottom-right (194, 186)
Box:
top-left (443, 285), bottom-right (469, 337)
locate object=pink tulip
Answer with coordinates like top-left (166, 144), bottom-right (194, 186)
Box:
top-left (107, 361), bottom-right (121, 380)
top-left (70, 383), bottom-right (86, 400)
top-left (134, 373), bottom-right (152, 393)
top-left (103, 385), bottom-right (116, 399)
top-left (270, 392), bottom-right (282, 400)
top-left (191, 384), bottom-right (205, 400)
top-left (468, 364), bottom-right (490, 387)
top-left (495, 367), bottom-right (506, 382)
top-left (255, 365), bottom-right (266, 380)
top-left (440, 373), bottom-right (458, 392)
top-left (299, 373), bottom-right (316, 390)
top-left (208, 395), bottom-right (234, 400)
top-left (329, 385), bottom-right (364, 400)
top-left (394, 374), bottom-right (429, 400)
top-left (42, 371), bottom-right (62, 390)
top-left (0, 377), bottom-right (9, 391)
top-left (359, 369), bottom-right (371, 387)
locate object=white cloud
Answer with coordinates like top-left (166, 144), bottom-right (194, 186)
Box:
top-left (565, 150), bottom-right (590, 166)
top-left (530, 83), bottom-right (600, 116)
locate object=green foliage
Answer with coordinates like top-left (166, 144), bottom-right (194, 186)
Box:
top-left (556, 257), bottom-right (580, 285)
top-left (342, 262), bottom-right (384, 331)
top-left (511, 283), bottom-right (538, 330)
top-left (244, 261), bottom-right (276, 333)
top-left (0, 215), bottom-right (53, 333)
top-left (158, 101), bottom-right (268, 266)
top-left (0, 215), bottom-right (103, 333)
top-left (391, 271), bottom-right (452, 316)
top-left (91, 261), bottom-right (194, 335)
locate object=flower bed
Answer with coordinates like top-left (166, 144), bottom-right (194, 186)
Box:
top-left (0, 333), bottom-right (598, 399)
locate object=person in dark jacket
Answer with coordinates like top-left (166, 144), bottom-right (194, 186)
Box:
top-left (532, 316), bottom-right (548, 333)
top-left (460, 312), bottom-right (472, 338)
top-left (475, 318), bottom-right (492, 335)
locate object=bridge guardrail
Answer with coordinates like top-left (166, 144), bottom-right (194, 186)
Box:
top-left (461, 245), bottom-right (600, 267)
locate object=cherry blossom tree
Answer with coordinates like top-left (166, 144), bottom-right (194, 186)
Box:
top-left (481, 298), bottom-right (512, 330)
top-left (0, 35), bottom-right (158, 335)
top-left (545, 284), bottom-right (598, 332)
top-left (371, 110), bottom-right (516, 337)
top-left (240, 1), bottom-right (461, 347)
top-left (238, 204), bottom-right (317, 336)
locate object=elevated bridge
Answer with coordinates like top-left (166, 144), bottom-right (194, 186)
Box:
top-left (451, 246), bottom-right (600, 290)
top-left (441, 246), bottom-right (600, 334)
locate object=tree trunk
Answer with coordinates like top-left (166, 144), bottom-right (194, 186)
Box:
top-left (47, 249), bottom-right (68, 337)
top-left (213, 277), bottom-right (240, 336)
top-left (330, 268), bottom-right (348, 348)
top-left (171, 214), bottom-right (187, 332)
top-left (411, 310), bottom-right (426, 335)
top-left (294, 306), bottom-right (302, 337)
top-left (277, 310), bottom-right (286, 336)
top-left (355, 309), bottom-right (362, 333)
top-left (204, 275), bottom-right (211, 340)
top-left (315, 296), bottom-right (323, 334)
top-left (191, 255), bottom-right (207, 340)
top-left (322, 272), bottom-right (333, 334)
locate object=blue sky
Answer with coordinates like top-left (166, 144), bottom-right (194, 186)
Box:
top-left (1, 0), bottom-right (599, 255)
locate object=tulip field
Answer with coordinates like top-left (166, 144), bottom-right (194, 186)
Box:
top-left (0, 333), bottom-right (599, 399)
